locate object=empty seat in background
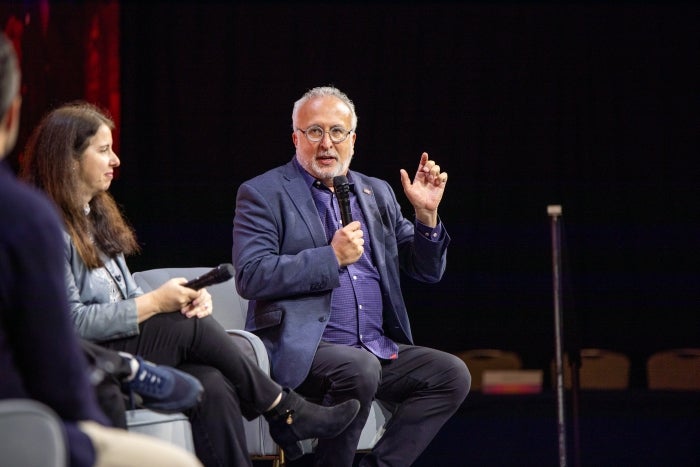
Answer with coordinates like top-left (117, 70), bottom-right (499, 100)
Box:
top-left (647, 348), bottom-right (700, 391)
top-left (454, 349), bottom-right (523, 391)
top-left (551, 348), bottom-right (631, 390)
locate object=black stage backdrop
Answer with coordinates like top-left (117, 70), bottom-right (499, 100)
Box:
top-left (30, 2), bottom-right (700, 387)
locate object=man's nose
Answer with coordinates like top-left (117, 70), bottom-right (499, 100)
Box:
top-left (320, 131), bottom-right (334, 148)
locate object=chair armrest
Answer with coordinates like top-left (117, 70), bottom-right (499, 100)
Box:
top-left (226, 329), bottom-right (271, 375)
top-left (227, 330), bottom-right (393, 453)
top-left (0, 399), bottom-right (68, 467)
top-left (225, 329), bottom-right (281, 457)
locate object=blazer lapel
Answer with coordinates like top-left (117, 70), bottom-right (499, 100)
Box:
top-left (281, 163), bottom-right (329, 247)
top-left (354, 179), bottom-right (387, 270)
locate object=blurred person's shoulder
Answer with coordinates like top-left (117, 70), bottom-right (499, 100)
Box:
top-left (0, 161), bottom-right (63, 245)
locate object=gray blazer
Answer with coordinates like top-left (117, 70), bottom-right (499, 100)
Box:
top-left (63, 231), bottom-right (142, 342)
top-left (232, 159), bottom-right (450, 388)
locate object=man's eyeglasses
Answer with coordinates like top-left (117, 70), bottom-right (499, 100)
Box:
top-left (297, 125), bottom-right (353, 144)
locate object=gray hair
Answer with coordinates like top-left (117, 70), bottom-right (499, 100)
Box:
top-left (292, 86), bottom-right (358, 131)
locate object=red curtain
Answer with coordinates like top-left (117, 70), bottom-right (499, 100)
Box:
top-left (85, 1), bottom-right (121, 154)
top-left (1, 1), bottom-right (120, 168)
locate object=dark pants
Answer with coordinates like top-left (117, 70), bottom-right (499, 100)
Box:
top-left (179, 363), bottom-right (251, 467)
top-left (296, 342), bottom-right (471, 467)
top-left (100, 313), bottom-right (282, 467)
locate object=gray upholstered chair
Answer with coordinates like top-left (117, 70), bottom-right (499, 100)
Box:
top-left (132, 266), bottom-right (279, 464)
top-left (131, 266), bottom-right (393, 465)
top-left (0, 399), bottom-right (68, 467)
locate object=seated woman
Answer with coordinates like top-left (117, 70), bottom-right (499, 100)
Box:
top-left (20, 102), bottom-right (360, 467)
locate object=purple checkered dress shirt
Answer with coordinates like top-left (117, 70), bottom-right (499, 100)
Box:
top-left (300, 168), bottom-right (399, 360)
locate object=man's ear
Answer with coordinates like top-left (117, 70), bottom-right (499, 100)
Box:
top-left (1, 95), bottom-right (21, 129)
top-left (8, 95), bottom-right (21, 127)
top-left (0, 95), bottom-right (22, 156)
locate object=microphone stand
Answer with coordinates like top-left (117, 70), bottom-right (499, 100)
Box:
top-left (548, 205), bottom-right (568, 467)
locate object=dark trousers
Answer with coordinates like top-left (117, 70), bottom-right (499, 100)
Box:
top-left (296, 342), bottom-right (471, 467)
top-left (100, 313), bottom-right (282, 467)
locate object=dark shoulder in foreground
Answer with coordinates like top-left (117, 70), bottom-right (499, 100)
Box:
top-left (0, 161), bottom-right (63, 242)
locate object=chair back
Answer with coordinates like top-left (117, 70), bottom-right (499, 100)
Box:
top-left (647, 348), bottom-right (700, 390)
top-left (133, 266), bottom-right (248, 330)
top-left (552, 348), bottom-right (630, 390)
top-left (454, 349), bottom-right (523, 391)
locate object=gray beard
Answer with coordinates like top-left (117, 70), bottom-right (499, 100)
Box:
top-left (298, 154), bottom-right (352, 185)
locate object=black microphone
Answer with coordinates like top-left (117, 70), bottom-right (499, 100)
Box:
top-left (182, 263), bottom-right (235, 290)
top-left (333, 175), bottom-right (352, 226)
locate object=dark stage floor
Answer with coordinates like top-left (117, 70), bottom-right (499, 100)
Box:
top-left (256, 390), bottom-right (699, 467)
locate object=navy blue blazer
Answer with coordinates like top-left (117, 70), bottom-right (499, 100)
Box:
top-left (232, 159), bottom-right (450, 389)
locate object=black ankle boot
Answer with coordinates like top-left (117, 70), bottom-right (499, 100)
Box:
top-left (264, 388), bottom-right (360, 460)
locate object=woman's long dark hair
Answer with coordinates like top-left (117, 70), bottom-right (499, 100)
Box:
top-left (20, 102), bottom-right (140, 268)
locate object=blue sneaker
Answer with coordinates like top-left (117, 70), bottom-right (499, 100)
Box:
top-left (125, 357), bottom-right (203, 413)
